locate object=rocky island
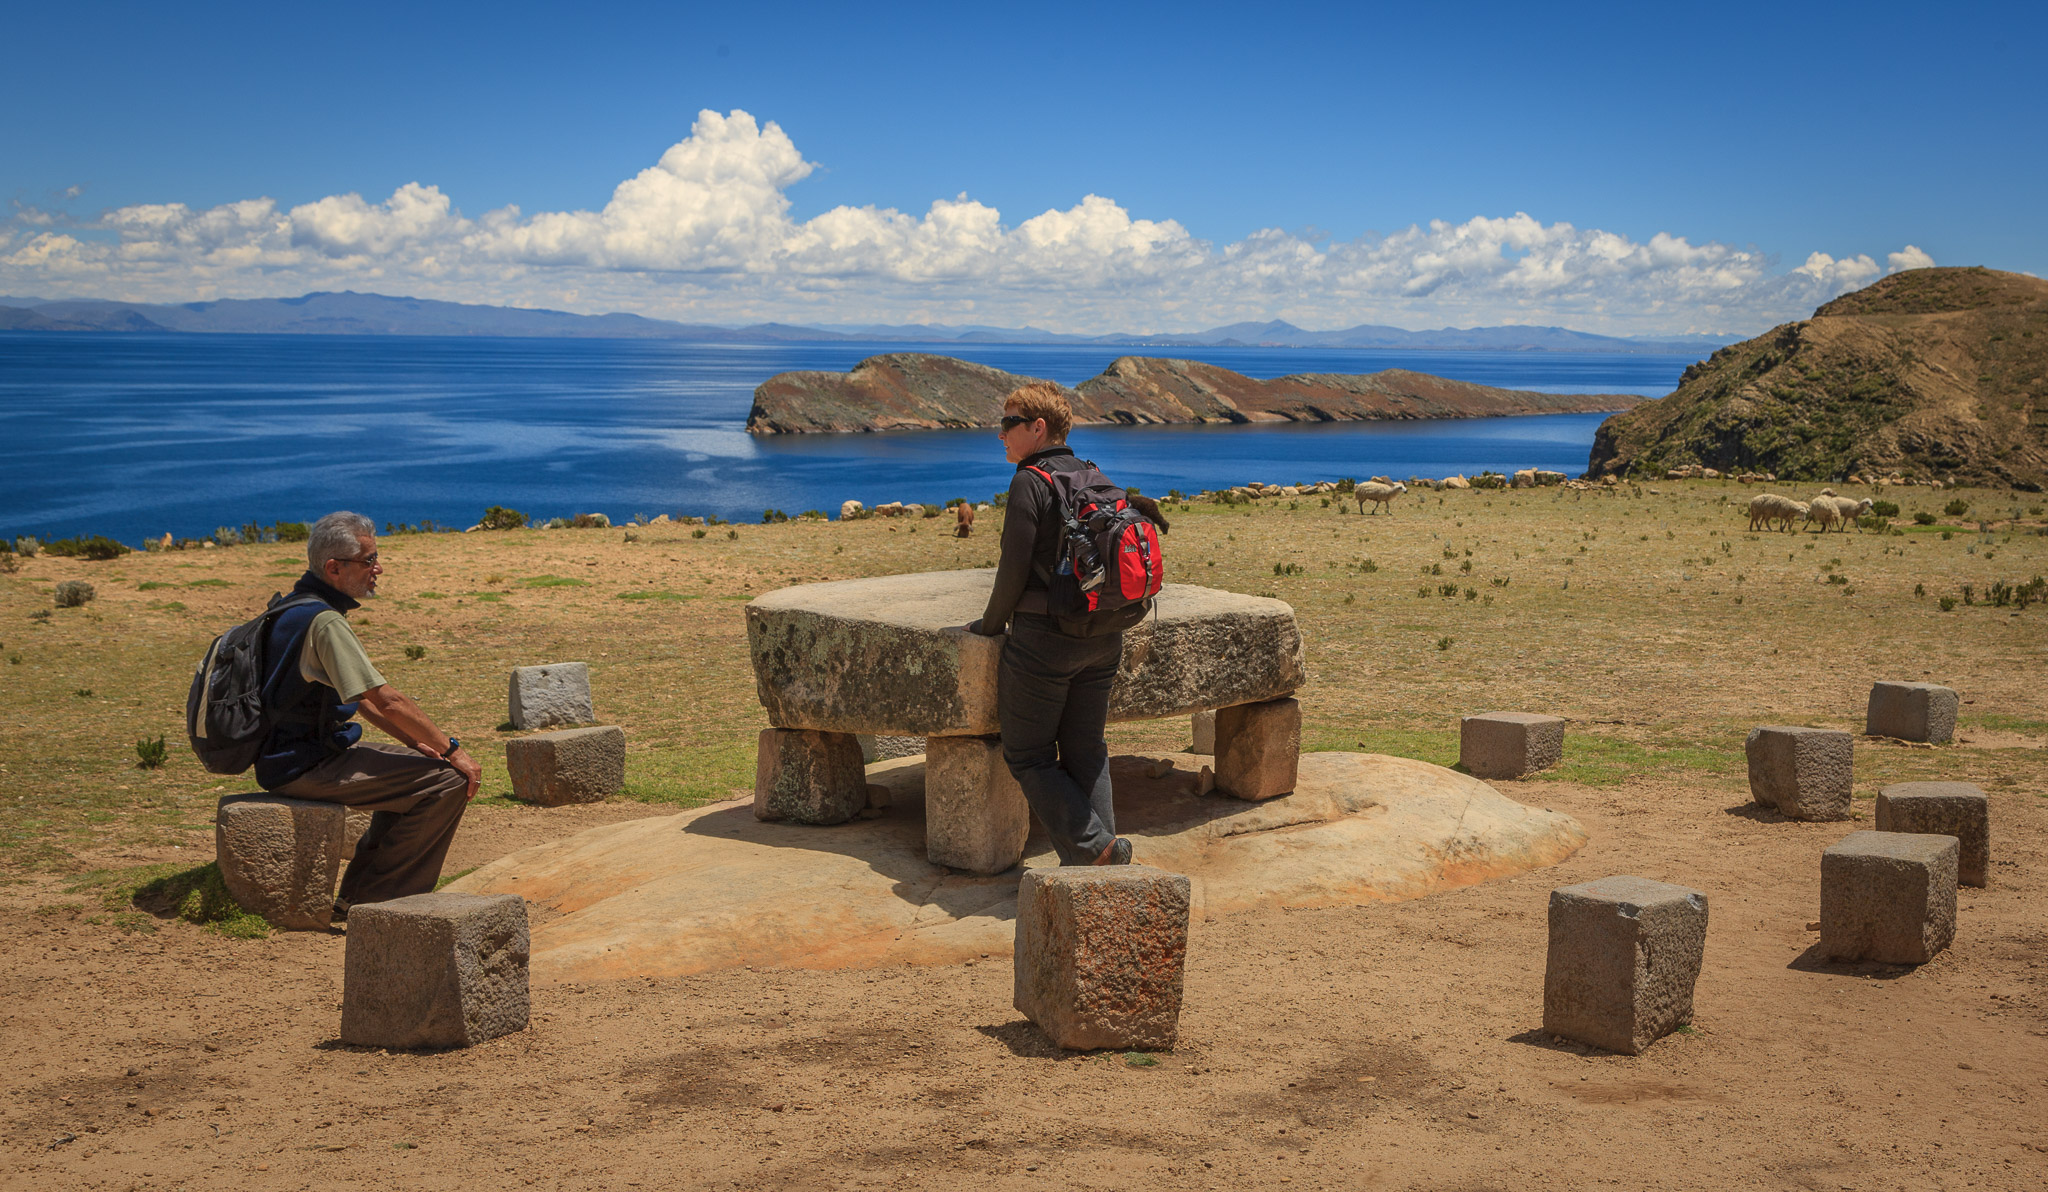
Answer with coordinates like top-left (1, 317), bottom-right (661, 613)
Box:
top-left (745, 354), bottom-right (1644, 434)
top-left (1587, 267), bottom-right (2048, 489)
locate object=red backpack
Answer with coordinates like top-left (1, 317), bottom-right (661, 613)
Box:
top-left (1025, 461), bottom-right (1165, 619)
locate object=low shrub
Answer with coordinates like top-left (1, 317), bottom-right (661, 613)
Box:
top-left (798, 510), bottom-right (827, 521)
top-left (45, 535), bottom-right (130, 561)
top-left (1939, 596), bottom-right (1958, 611)
top-left (1943, 498), bottom-right (1970, 517)
top-left (87, 862), bottom-right (270, 938)
top-left (54, 580), bottom-right (96, 607)
top-left (726, 529), bottom-right (739, 540)
top-left (1870, 499), bottom-right (1900, 518)
top-left (13, 536), bottom-right (40, 557)
top-left (135, 735), bottom-right (167, 769)
top-left (921, 505), bottom-right (941, 519)
top-left (403, 644), bottom-right (428, 660)
top-left (692, 528), bottom-right (708, 539)
top-left (572, 512), bottom-right (611, 528)
top-left (761, 508), bottom-right (789, 524)
top-left (1985, 576), bottom-right (2046, 609)
top-left (480, 505), bottom-right (529, 530)
top-left (1436, 636), bottom-right (1454, 651)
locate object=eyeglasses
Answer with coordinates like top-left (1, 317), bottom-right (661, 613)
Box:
top-left (1000, 415), bottom-right (1032, 432)
top-left (338, 554), bottom-right (381, 568)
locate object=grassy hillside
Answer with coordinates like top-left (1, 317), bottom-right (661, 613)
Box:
top-left (1587, 267), bottom-right (2048, 489)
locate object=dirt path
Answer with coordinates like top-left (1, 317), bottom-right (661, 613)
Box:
top-left (4, 767), bottom-right (2043, 1191)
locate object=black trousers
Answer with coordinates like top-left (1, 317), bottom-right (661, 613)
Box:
top-left (997, 613), bottom-right (1121, 865)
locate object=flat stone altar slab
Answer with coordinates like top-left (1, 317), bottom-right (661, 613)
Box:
top-left (745, 571), bottom-right (1305, 736)
top-left (449, 751), bottom-right (1586, 984)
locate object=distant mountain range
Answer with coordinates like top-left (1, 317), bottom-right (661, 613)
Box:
top-left (0, 290), bottom-right (1737, 354)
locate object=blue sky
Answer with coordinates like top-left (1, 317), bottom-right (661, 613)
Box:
top-left (3, 1), bottom-right (2041, 334)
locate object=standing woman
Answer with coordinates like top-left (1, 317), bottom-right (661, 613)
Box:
top-left (967, 382), bottom-right (1141, 866)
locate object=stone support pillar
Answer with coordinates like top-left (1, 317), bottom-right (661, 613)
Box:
top-left (1214, 697), bottom-right (1301, 801)
top-left (924, 734), bottom-right (1031, 875)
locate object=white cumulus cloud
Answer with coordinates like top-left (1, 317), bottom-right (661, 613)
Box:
top-left (1887, 244), bottom-right (1935, 273)
top-left (0, 108), bottom-right (1939, 335)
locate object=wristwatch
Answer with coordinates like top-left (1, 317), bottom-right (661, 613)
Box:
top-left (439, 737), bottom-right (461, 760)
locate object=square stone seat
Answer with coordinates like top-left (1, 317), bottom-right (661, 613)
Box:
top-left (1875, 782), bottom-right (1989, 887)
top-left (342, 892), bottom-right (531, 1050)
top-left (1543, 876), bottom-right (1708, 1055)
top-left (506, 725), bottom-right (626, 806)
top-left (214, 794), bottom-right (347, 930)
top-left (1745, 726), bottom-right (1853, 821)
top-left (1821, 831), bottom-right (1957, 965)
top-left (746, 572), bottom-right (1304, 737)
top-left (1014, 865), bottom-right (1191, 1051)
top-left (508, 662), bottom-right (594, 731)
top-left (1865, 682), bottom-right (1959, 744)
top-left (1461, 712), bottom-right (1564, 780)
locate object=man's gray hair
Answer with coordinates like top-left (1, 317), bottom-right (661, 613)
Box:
top-left (308, 511), bottom-right (376, 571)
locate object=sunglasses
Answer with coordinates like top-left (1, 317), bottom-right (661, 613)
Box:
top-left (1000, 414), bottom-right (1034, 432)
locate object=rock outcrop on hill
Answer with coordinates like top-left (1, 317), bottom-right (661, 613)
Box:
top-left (1586, 267), bottom-right (2048, 489)
top-left (746, 354), bottom-right (1642, 434)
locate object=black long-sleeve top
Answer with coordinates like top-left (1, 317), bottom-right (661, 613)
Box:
top-left (973, 445), bottom-right (1082, 634)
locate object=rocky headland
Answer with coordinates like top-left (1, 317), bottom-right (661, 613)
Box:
top-left (1587, 267), bottom-right (2048, 489)
top-left (745, 354), bottom-right (1644, 434)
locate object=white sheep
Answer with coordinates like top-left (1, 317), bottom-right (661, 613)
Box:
top-left (1809, 494), bottom-right (1873, 532)
top-left (1746, 493), bottom-right (1803, 532)
top-left (1354, 480), bottom-right (1408, 515)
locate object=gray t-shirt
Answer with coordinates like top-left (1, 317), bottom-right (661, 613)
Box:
top-left (299, 610), bottom-right (387, 701)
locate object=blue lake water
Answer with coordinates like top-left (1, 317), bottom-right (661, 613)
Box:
top-left (0, 334), bottom-right (1695, 543)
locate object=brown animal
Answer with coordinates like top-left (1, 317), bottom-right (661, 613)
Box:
top-left (954, 503), bottom-right (975, 538)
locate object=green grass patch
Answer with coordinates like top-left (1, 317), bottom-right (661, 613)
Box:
top-left (136, 581), bottom-right (173, 591)
top-left (1968, 712), bottom-right (2048, 735)
top-left (417, 591), bottom-right (446, 599)
top-left (434, 866), bottom-right (478, 891)
top-left (66, 862), bottom-right (270, 938)
top-left (185, 579), bottom-right (232, 589)
top-left (619, 738), bottom-right (758, 807)
top-left (1539, 732), bottom-right (1743, 787)
top-left (146, 600), bottom-right (187, 612)
top-left (521, 575), bottom-right (590, 588)
top-left (1305, 726), bottom-right (1459, 767)
top-left (616, 590), bottom-right (700, 602)
top-left (473, 593), bottom-right (504, 603)
top-left (1303, 724), bottom-right (1742, 787)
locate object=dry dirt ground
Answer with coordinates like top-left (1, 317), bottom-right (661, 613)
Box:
top-left (2, 480), bottom-right (2045, 1189)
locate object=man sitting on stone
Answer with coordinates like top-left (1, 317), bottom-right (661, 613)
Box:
top-left (256, 511), bottom-right (480, 915)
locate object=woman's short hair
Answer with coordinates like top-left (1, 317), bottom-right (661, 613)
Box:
top-left (308, 511), bottom-right (375, 571)
top-left (1004, 381), bottom-right (1072, 442)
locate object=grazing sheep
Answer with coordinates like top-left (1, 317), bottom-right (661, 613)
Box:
top-left (1809, 494), bottom-right (1872, 532)
top-left (1354, 480), bottom-right (1407, 515)
top-left (1747, 492), bottom-right (1806, 532)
